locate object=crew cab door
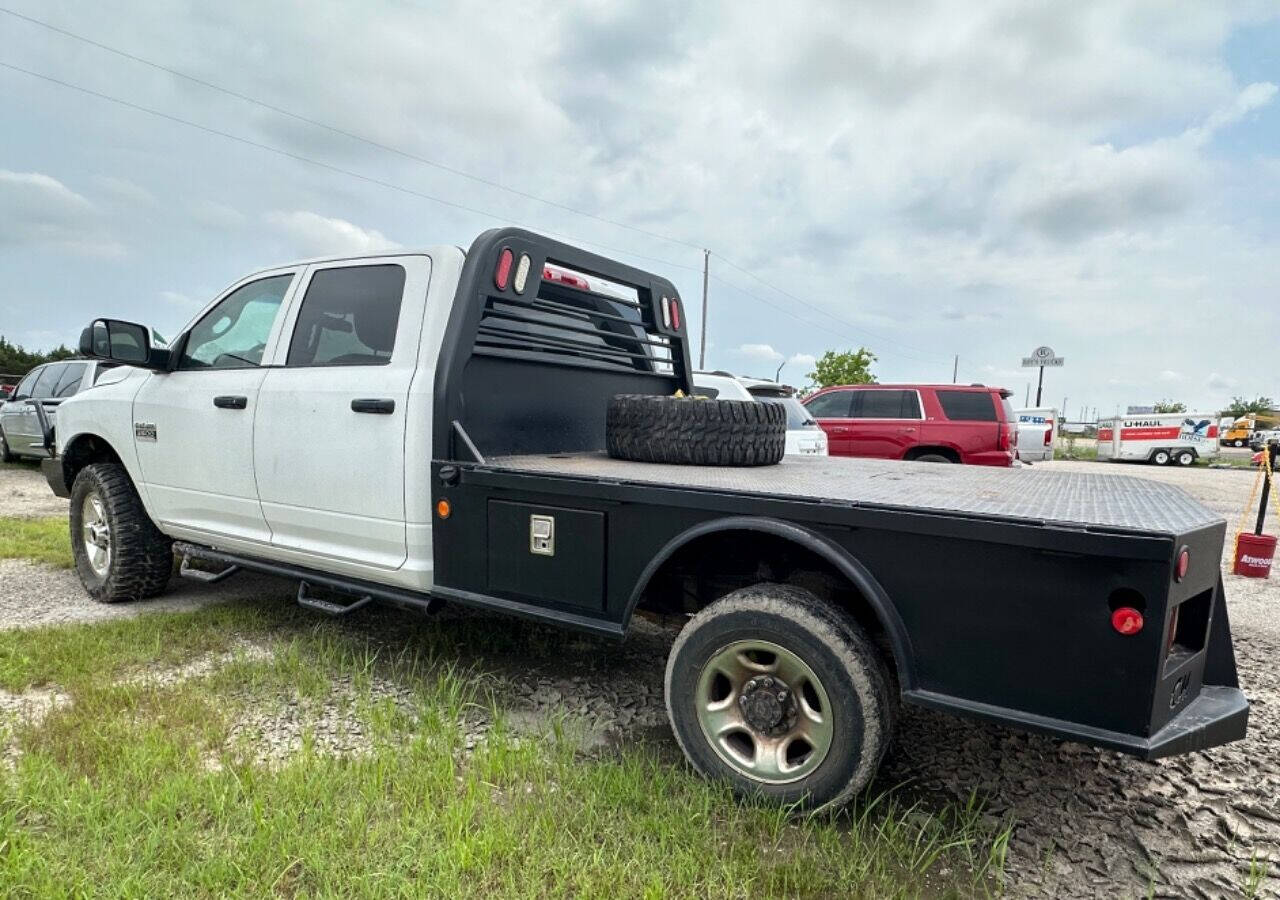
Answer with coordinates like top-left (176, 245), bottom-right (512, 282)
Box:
top-left (252, 256), bottom-right (428, 570)
top-left (132, 270), bottom-right (298, 541)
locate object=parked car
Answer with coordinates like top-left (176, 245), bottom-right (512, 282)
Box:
top-left (44, 228), bottom-right (1247, 810)
top-left (1014, 406), bottom-right (1058, 463)
top-left (803, 383), bottom-right (1016, 466)
top-left (692, 372), bottom-right (828, 456)
top-left (0, 359), bottom-right (116, 462)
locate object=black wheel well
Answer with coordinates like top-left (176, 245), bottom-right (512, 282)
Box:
top-left (633, 528), bottom-right (904, 687)
top-left (903, 445), bottom-right (960, 462)
top-left (61, 433), bottom-right (124, 487)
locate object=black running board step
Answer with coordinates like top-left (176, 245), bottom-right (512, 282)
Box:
top-left (178, 552), bottom-right (241, 584)
top-left (296, 580), bottom-right (374, 616)
top-left (171, 542), bottom-right (444, 617)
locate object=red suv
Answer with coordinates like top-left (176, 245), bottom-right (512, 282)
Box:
top-left (803, 383), bottom-right (1016, 466)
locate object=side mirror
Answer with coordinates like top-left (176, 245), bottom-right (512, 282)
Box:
top-left (78, 319), bottom-right (167, 369)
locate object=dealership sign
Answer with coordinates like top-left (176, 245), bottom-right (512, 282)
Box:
top-left (1021, 345), bottom-right (1065, 368)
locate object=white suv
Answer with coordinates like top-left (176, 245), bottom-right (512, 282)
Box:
top-left (692, 372), bottom-right (828, 457)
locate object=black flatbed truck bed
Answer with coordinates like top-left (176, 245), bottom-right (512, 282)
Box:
top-left (426, 229), bottom-right (1247, 774)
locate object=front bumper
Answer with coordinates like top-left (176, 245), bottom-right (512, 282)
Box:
top-left (41, 456), bottom-right (69, 498)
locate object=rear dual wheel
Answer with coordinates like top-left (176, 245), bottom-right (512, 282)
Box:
top-left (665, 584), bottom-right (894, 812)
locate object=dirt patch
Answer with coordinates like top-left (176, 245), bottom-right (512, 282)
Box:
top-left (0, 462), bottom-right (68, 518)
top-left (0, 560), bottom-right (289, 630)
top-left (0, 686), bottom-right (72, 770)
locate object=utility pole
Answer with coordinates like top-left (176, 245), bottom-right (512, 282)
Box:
top-left (698, 249), bottom-right (709, 370)
top-left (952, 355), bottom-right (958, 384)
top-left (775, 360), bottom-right (785, 382)
top-left (1062, 397), bottom-right (1068, 420)
top-left (1035, 365), bottom-right (1045, 407)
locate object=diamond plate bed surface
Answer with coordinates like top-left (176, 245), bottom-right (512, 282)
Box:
top-left (486, 454), bottom-right (1223, 535)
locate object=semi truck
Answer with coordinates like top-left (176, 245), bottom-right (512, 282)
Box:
top-left (40, 228), bottom-right (1248, 810)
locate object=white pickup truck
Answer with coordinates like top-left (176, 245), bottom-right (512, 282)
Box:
top-left (44, 228), bottom-right (1248, 811)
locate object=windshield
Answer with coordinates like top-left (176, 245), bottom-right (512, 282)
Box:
top-left (761, 396), bottom-right (819, 430)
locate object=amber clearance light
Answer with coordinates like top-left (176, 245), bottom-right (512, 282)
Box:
top-left (436, 499), bottom-right (451, 519)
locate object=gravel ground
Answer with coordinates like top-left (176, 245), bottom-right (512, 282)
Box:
top-left (1, 459), bottom-right (1277, 896)
top-left (0, 460), bottom-right (69, 518)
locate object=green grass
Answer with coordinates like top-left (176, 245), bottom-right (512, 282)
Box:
top-left (0, 602), bottom-right (1009, 897)
top-left (0, 517), bottom-right (72, 568)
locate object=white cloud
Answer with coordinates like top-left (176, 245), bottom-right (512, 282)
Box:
top-left (1159, 370), bottom-right (1183, 382)
top-left (265, 211), bottom-right (402, 257)
top-left (159, 290), bottom-right (201, 311)
top-left (93, 175), bottom-right (155, 206)
top-left (1207, 372), bottom-right (1237, 391)
top-left (788, 352), bottom-right (817, 369)
top-left (0, 170), bottom-right (123, 256)
top-left (190, 200), bottom-right (246, 230)
top-left (734, 343), bottom-right (784, 363)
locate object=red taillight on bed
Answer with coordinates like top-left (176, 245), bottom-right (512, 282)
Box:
top-left (494, 248), bottom-right (514, 290)
top-left (1174, 547), bottom-right (1190, 582)
top-left (1111, 607), bottom-right (1144, 636)
top-left (670, 299), bottom-right (681, 330)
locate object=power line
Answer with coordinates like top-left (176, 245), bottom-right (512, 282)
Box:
top-left (711, 252), bottom-right (956, 365)
top-left (1, 6), bottom-right (966, 370)
top-left (0, 5), bottom-right (705, 254)
top-left (0, 60), bottom-right (704, 276)
top-left (707, 271), bottom-right (960, 372)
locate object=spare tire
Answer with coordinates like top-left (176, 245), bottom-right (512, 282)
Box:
top-left (606, 394), bottom-right (786, 466)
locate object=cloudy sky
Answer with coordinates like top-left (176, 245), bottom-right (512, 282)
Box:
top-left (2, 1), bottom-right (1278, 418)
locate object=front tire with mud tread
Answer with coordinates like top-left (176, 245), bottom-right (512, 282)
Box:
top-left (69, 463), bottom-right (173, 603)
top-left (606, 394), bottom-right (785, 466)
top-left (664, 583), bottom-right (894, 812)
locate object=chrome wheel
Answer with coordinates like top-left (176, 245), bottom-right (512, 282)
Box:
top-left (81, 491), bottom-right (112, 577)
top-left (695, 639), bottom-right (834, 784)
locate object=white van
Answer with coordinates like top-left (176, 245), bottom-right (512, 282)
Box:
top-left (1096, 413), bottom-right (1221, 466)
top-left (1014, 407), bottom-right (1057, 463)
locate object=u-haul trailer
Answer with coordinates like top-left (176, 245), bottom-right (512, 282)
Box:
top-left (1097, 413), bottom-right (1221, 466)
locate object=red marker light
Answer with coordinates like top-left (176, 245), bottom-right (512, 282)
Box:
top-left (1111, 607), bottom-right (1144, 636)
top-left (494, 248), bottom-right (514, 290)
top-left (670, 299), bottom-right (681, 330)
top-left (1174, 547), bottom-right (1190, 581)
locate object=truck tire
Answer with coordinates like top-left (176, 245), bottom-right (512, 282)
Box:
top-left (664, 583), bottom-right (894, 812)
top-left (69, 463), bottom-right (173, 603)
top-left (1175, 450), bottom-right (1195, 466)
top-left (0, 428), bottom-right (15, 464)
top-left (606, 394), bottom-right (785, 466)
top-left (1151, 450), bottom-right (1171, 466)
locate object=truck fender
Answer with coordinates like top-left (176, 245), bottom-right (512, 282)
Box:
top-left (623, 516), bottom-right (916, 690)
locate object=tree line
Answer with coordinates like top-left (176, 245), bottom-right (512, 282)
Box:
top-left (0, 336), bottom-right (76, 378)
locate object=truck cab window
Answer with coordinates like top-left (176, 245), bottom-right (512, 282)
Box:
top-left (179, 275), bottom-right (293, 370)
top-left (286, 264), bottom-right (406, 367)
top-left (52, 363), bottom-right (88, 397)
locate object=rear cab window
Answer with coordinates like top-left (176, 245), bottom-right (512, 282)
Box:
top-left (936, 390), bottom-right (997, 422)
top-left (287, 264), bottom-right (407, 367)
